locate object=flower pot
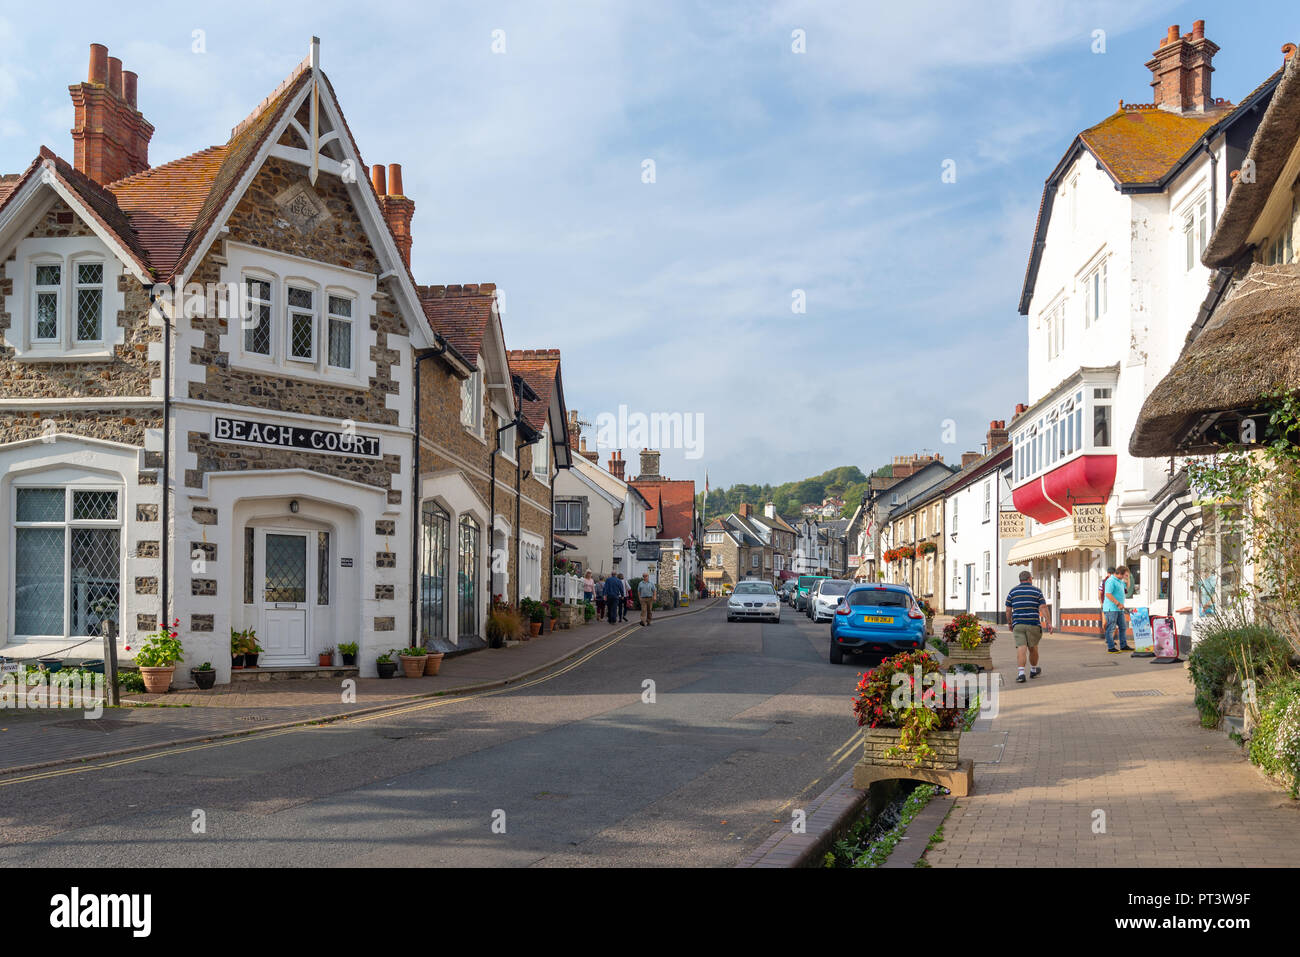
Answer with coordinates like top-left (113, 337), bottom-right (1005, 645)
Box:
top-left (944, 644), bottom-right (994, 670)
top-left (38, 657), bottom-right (62, 672)
top-left (82, 658), bottom-right (105, 674)
top-left (399, 654), bottom-right (427, 678)
top-left (245, 653), bottom-right (260, 668)
top-left (529, 620), bottom-right (542, 637)
top-left (191, 669), bottom-right (216, 690)
top-left (377, 661), bottom-right (397, 679)
top-left (231, 654), bottom-right (246, 670)
top-left (341, 653), bottom-right (356, 666)
top-left (140, 665), bottom-right (175, 694)
top-left (318, 653), bottom-right (334, 667)
top-left (424, 652), bottom-right (444, 676)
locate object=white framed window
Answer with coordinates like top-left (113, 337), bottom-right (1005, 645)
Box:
top-left (951, 558), bottom-right (959, 596)
top-left (286, 285), bottom-right (316, 362)
top-left (1083, 258), bottom-right (1107, 326)
top-left (532, 425), bottom-right (550, 481)
top-left (73, 260), bottom-right (104, 342)
top-left (11, 485), bottom-right (122, 640)
top-left (554, 500), bottom-right (583, 534)
top-left (460, 368), bottom-right (483, 434)
top-left (1092, 387), bottom-right (1113, 448)
top-left (982, 479), bottom-right (991, 521)
top-left (32, 262), bottom-right (61, 342)
top-left (1184, 194), bottom-right (1210, 271)
top-left (982, 551), bottom-right (991, 592)
top-left (6, 236), bottom-right (125, 360)
top-left (326, 294), bottom-right (354, 370)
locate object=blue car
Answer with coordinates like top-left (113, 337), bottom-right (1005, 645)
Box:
top-left (828, 583), bottom-right (927, 665)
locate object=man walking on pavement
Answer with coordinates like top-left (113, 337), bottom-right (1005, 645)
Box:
top-left (1098, 566), bottom-right (1114, 640)
top-left (637, 572), bottom-right (656, 626)
top-left (616, 573), bottom-right (629, 622)
top-left (602, 572), bottom-right (623, 625)
top-left (1005, 570), bottom-right (1051, 683)
top-left (1103, 565), bottom-right (1132, 653)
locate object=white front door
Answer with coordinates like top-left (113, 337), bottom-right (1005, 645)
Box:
top-left (258, 529), bottom-right (313, 665)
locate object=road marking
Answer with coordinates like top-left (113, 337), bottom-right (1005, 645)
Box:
top-left (0, 624), bottom-right (646, 787)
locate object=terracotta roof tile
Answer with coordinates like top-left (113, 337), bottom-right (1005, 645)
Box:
top-left (418, 284), bottom-right (497, 364)
top-left (1079, 104), bottom-right (1233, 185)
top-left (629, 478), bottom-right (696, 542)
top-left (33, 147), bottom-right (152, 277)
top-left (506, 349), bottom-right (561, 432)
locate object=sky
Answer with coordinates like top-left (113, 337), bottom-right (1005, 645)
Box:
top-left (2, 1), bottom-right (1296, 491)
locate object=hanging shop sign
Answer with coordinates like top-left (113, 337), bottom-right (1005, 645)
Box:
top-left (212, 415), bottom-right (381, 459)
top-left (998, 510), bottom-right (1026, 538)
top-left (1072, 503), bottom-right (1109, 545)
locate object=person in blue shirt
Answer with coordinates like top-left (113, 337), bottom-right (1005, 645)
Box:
top-left (1103, 565), bottom-right (1132, 653)
top-left (1005, 570), bottom-right (1051, 683)
top-left (602, 573), bottom-right (623, 625)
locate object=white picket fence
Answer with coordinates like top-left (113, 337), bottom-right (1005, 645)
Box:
top-left (552, 573), bottom-right (585, 604)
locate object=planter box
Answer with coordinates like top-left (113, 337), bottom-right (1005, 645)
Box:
top-left (859, 726), bottom-right (961, 770)
top-left (853, 727), bottom-right (973, 796)
top-left (944, 644), bottom-right (994, 670)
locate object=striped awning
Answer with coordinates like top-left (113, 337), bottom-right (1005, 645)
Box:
top-left (1127, 470), bottom-right (1203, 557)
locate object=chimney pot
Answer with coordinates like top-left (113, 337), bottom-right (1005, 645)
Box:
top-left (107, 57), bottom-right (123, 98)
top-left (371, 164), bottom-right (386, 196)
top-left (1192, 20), bottom-right (1205, 39)
top-left (387, 163), bottom-right (404, 197)
top-left (1168, 25), bottom-right (1180, 42)
top-left (88, 44), bottom-right (108, 84)
top-left (122, 71), bottom-right (138, 110)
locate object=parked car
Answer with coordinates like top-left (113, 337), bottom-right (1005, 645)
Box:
top-left (809, 579), bottom-right (853, 622)
top-left (726, 581), bottom-right (781, 623)
top-left (794, 575), bottom-right (827, 612)
top-left (778, 580), bottom-right (798, 605)
top-left (828, 583), bottom-right (926, 664)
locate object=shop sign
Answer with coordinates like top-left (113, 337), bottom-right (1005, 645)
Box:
top-left (212, 415), bottom-right (381, 459)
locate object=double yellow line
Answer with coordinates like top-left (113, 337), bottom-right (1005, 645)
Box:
top-left (0, 624), bottom-right (644, 789)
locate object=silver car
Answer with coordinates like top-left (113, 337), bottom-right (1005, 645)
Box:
top-left (726, 581), bottom-right (781, 623)
top-left (810, 579), bottom-right (853, 622)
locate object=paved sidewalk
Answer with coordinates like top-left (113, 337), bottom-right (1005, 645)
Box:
top-left (0, 598), bottom-right (718, 776)
top-left (924, 622), bottom-right (1300, 866)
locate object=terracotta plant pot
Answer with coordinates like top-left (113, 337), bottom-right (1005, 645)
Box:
top-left (140, 666), bottom-right (175, 694)
top-left (318, 653), bottom-right (333, 667)
top-left (529, 621), bottom-right (542, 637)
top-left (399, 654), bottom-right (428, 678)
top-left (424, 652), bottom-right (444, 676)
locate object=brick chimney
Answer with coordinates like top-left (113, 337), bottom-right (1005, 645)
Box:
top-left (987, 419), bottom-right (1010, 451)
top-left (373, 163), bottom-right (415, 267)
top-left (739, 503), bottom-right (751, 518)
top-left (69, 44), bottom-right (154, 185)
top-left (578, 437), bottom-right (599, 463)
top-left (567, 409), bottom-right (582, 451)
top-left (961, 451), bottom-right (982, 468)
top-left (608, 450), bottom-right (625, 480)
top-left (1146, 20), bottom-right (1220, 113)
top-left (639, 449), bottom-right (662, 481)
top-left (1012, 402), bottom-right (1029, 421)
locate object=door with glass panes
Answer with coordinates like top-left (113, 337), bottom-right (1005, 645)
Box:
top-left (255, 527), bottom-right (328, 665)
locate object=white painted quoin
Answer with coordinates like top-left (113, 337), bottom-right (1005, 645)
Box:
top-left (1009, 21), bottom-right (1281, 631)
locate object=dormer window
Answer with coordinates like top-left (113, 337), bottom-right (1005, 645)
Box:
top-left (533, 424), bottom-right (550, 481)
top-left (6, 238), bottom-right (121, 358)
top-left (33, 263), bottom-right (61, 341)
top-left (327, 295), bottom-right (354, 371)
top-left (287, 286), bottom-right (315, 362)
top-left (460, 367), bottom-right (483, 434)
top-left (244, 278), bottom-right (273, 355)
top-left (75, 262), bottom-right (104, 341)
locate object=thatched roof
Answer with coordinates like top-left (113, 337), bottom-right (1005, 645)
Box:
top-left (1203, 52), bottom-right (1300, 267)
top-left (1130, 263), bottom-right (1300, 456)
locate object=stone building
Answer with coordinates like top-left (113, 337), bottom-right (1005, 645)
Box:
top-left (0, 40), bottom-right (571, 679)
top-left (628, 450), bottom-right (699, 601)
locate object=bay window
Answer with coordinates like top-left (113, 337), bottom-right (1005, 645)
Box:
top-left (327, 294), bottom-right (354, 370)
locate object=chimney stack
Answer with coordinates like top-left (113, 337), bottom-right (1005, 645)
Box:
top-left (1146, 20), bottom-right (1220, 113)
top-left (764, 502), bottom-right (776, 519)
top-left (987, 419), bottom-right (1010, 451)
top-left (608, 450), bottom-right (626, 480)
top-left (961, 451), bottom-right (982, 468)
top-left (70, 43), bottom-right (154, 185)
top-left (639, 449), bottom-right (662, 481)
top-left (567, 410), bottom-right (582, 451)
top-left (739, 503), bottom-right (751, 518)
top-left (374, 162), bottom-right (416, 268)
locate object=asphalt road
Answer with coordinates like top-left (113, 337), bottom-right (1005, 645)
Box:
top-left (0, 602), bottom-right (870, 867)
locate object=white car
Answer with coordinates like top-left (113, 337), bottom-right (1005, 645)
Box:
top-left (810, 579), bottom-right (853, 622)
top-left (727, 581), bottom-right (781, 623)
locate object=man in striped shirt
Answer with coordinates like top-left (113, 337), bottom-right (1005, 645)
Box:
top-left (1005, 570), bottom-right (1051, 683)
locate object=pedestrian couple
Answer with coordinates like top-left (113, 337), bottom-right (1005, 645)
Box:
top-left (600, 573), bottom-right (630, 625)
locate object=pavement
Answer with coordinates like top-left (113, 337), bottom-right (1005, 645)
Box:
top-left (923, 617), bottom-right (1300, 867)
top-left (0, 599), bottom-right (719, 776)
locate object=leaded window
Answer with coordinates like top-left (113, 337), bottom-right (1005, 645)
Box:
top-left (421, 502), bottom-right (450, 643)
top-left (244, 278), bottom-right (272, 356)
top-left (33, 264), bottom-right (61, 341)
top-left (12, 486), bottom-right (121, 639)
top-left (458, 515), bottom-right (481, 641)
top-left (287, 286), bottom-right (315, 361)
top-left (75, 262), bottom-right (104, 341)
top-left (327, 295), bottom-right (353, 370)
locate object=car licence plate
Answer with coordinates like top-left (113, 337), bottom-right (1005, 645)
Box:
top-left (860, 615), bottom-right (892, 624)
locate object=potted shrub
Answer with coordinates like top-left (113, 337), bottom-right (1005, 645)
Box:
top-left (243, 630), bottom-right (262, 668)
top-left (852, 650), bottom-right (966, 771)
top-left (522, 598), bottom-right (544, 637)
top-left (318, 647), bottom-right (335, 667)
top-left (376, 649), bottom-right (398, 679)
top-left (941, 613), bottom-right (997, 670)
top-left (231, 628), bottom-right (247, 670)
top-left (136, 619), bottom-right (184, 694)
top-left (582, 600), bottom-right (596, 622)
top-left (398, 646), bottom-right (428, 678)
top-left (191, 661), bottom-right (216, 690)
top-left (338, 641), bottom-right (358, 666)
top-left (423, 648), bottom-right (445, 676)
